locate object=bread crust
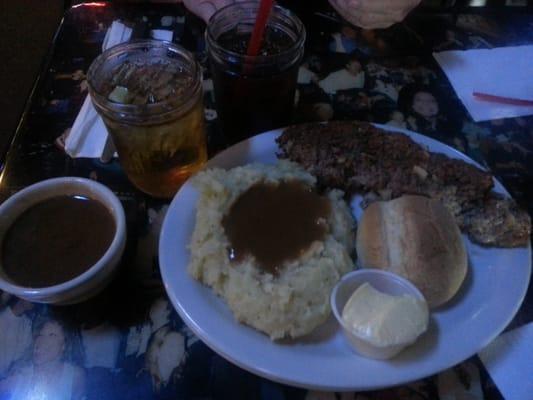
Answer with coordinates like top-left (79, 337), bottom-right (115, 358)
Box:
top-left (356, 195), bottom-right (467, 308)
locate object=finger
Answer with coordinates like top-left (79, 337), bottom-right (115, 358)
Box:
top-left (355, 11), bottom-right (405, 29)
top-left (351, 0), bottom-right (421, 17)
top-left (329, 0), bottom-right (352, 20)
top-left (357, 17), bottom-right (397, 29)
top-left (183, 0), bottom-right (215, 22)
top-left (184, 0), bottom-right (233, 23)
top-left (330, 1), bottom-right (401, 29)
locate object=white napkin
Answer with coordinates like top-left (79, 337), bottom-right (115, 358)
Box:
top-left (433, 46), bottom-right (533, 122)
top-left (65, 21), bottom-right (133, 158)
top-left (478, 322), bottom-right (533, 400)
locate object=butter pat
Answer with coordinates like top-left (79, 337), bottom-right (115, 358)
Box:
top-left (341, 282), bottom-right (429, 358)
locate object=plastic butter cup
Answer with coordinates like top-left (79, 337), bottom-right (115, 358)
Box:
top-left (330, 269), bottom-right (429, 360)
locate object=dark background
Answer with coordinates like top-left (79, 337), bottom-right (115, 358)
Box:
top-left (0, 0), bottom-right (65, 163)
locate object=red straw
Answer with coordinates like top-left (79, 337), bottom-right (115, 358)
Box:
top-left (246, 0), bottom-right (274, 57)
top-left (473, 92), bottom-right (533, 106)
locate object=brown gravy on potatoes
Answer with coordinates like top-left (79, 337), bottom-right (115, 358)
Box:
top-left (2, 195), bottom-right (115, 287)
top-left (222, 181), bottom-right (331, 275)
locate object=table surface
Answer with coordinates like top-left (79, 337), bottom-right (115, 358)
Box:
top-left (0, 2), bottom-right (532, 399)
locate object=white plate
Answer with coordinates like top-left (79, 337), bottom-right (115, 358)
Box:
top-left (159, 124), bottom-right (531, 391)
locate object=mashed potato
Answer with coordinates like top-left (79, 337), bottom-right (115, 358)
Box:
top-left (188, 161), bottom-right (355, 340)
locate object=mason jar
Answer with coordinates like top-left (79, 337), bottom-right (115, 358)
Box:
top-left (206, 2), bottom-right (306, 145)
top-left (87, 40), bottom-right (207, 198)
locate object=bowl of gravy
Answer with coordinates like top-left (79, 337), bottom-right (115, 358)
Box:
top-left (0, 177), bottom-right (126, 304)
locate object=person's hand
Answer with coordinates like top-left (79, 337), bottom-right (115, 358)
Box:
top-left (182, 0), bottom-right (248, 23)
top-left (329, 0), bottom-right (421, 29)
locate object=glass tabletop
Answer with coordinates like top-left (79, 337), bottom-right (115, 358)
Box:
top-left (0, 2), bottom-right (531, 399)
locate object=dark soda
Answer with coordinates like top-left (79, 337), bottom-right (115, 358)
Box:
top-left (206, 4), bottom-right (305, 145)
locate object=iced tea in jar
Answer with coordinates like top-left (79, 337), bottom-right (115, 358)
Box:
top-left (87, 40), bottom-right (207, 198)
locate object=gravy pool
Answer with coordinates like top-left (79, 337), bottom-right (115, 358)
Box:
top-left (2, 195), bottom-right (115, 287)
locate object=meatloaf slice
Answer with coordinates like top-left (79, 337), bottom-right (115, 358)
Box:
top-left (277, 121), bottom-right (430, 194)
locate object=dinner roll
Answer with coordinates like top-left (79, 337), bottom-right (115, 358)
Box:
top-left (356, 195), bottom-right (467, 308)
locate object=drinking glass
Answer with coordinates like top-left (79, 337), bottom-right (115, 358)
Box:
top-left (88, 40), bottom-right (207, 198)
